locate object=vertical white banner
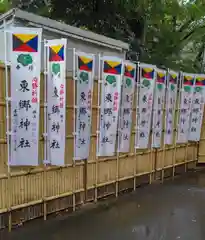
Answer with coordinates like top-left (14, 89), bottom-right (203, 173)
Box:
top-left (98, 56), bottom-right (123, 156)
top-left (189, 74), bottom-right (205, 141)
top-left (164, 70), bottom-right (178, 145)
top-left (151, 68), bottom-right (166, 148)
top-left (118, 61), bottom-right (136, 152)
top-left (75, 52), bottom-right (94, 160)
top-left (46, 39), bottom-right (67, 166)
top-left (10, 27), bottom-right (42, 166)
top-left (135, 63), bottom-right (156, 149)
top-left (177, 73), bottom-right (195, 143)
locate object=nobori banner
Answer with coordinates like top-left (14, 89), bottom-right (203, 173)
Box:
top-left (135, 63), bottom-right (156, 149)
top-left (189, 74), bottom-right (205, 142)
top-left (177, 73), bottom-right (195, 143)
top-left (151, 68), bottom-right (166, 148)
top-left (75, 52), bottom-right (95, 160)
top-left (164, 70), bottom-right (178, 145)
top-left (118, 60), bottom-right (136, 153)
top-left (98, 56), bottom-right (123, 156)
top-left (46, 38), bottom-right (67, 166)
top-left (10, 27), bottom-right (42, 166)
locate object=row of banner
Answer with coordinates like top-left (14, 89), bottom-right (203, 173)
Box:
top-left (4, 27), bottom-right (205, 166)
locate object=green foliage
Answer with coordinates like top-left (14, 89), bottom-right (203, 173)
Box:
top-left (3, 0), bottom-right (205, 73)
top-left (136, 0), bottom-right (205, 72)
top-left (0, 0), bottom-right (10, 13)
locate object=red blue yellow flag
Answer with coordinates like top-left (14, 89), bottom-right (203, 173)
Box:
top-left (78, 56), bottom-right (93, 72)
top-left (142, 67), bottom-right (154, 79)
top-left (157, 72), bottom-right (165, 84)
top-left (124, 64), bottom-right (135, 78)
top-left (13, 33), bottom-right (38, 52)
top-left (49, 45), bottom-right (64, 62)
top-left (183, 75), bottom-right (194, 86)
top-left (104, 60), bottom-right (122, 75)
top-left (169, 73), bottom-right (177, 84)
top-left (195, 76), bottom-right (205, 86)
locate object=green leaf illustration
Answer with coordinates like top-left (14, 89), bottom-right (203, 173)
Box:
top-left (157, 83), bottom-right (163, 91)
top-left (170, 84), bottom-right (175, 91)
top-left (52, 63), bottom-right (60, 75)
top-left (80, 71), bottom-right (89, 82)
top-left (106, 75), bottom-right (116, 85)
top-left (17, 54), bottom-right (33, 66)
top-left (184, 85), bottom-right (191, 93)
top-left (195, 86), bottom-right (202, 93)
top-left (126, 78), bottom-right (132, 87)
top-left (142, 79), bottom-right (150, 87)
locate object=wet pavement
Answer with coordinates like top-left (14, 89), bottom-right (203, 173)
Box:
top-left (4, 169), bottom-right (205, 240)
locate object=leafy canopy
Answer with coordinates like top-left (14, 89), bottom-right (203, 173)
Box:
top-left (2, 0), bottom-right (205, 72)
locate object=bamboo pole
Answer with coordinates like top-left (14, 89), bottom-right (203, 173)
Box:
top-left (172, 114), bottom-right (179, 178)
top-left (196, 112), bottom-right (205, 163)
top-left (89, 54), bottom-right (95, 202)
top-left (135, 62), bottom-right (144, 185)
top-left (95, 53), bottom-right (102, 202)
top-left (150, 100), bottom-right (153, 183)
top-left (172, 131), bottom-right (177, 179)
top-left (150, 68), bottom-right (157, 184)
top-left (135, 63), bottom-right (141, 180)
top-left (83, 158), bottom-right (88, 202)
top-left (161, 140), bottom-right (166, 182)
top-left (116, 61), bottom-right (124, 197)
top-left (184, 143), bottom-right (189, 173)
top-left (154, 149), bottom-right (158, 180)
top-left (133, 149), bottom-right (137, 190)
top-left (149, 149), bottom-right (153, 184)
top-left (161, 70), bottom-right (168, 182)
top-left (43, 40), bottom-right (49, 221)
top-left (150, 103), bottom-right (154, 183)
top-left (116, 130), bottom-right (119, 197)
top-left (4, 24), bottom-right (12, 232)
top-left (196, 140), bottom-right (200, 165)
top-left (72, 48), bottom-right (76, 211)
top-left (133, 61), bottom-right (139, 190)
top-left (116, 101), bottom-right (120, 196)
top-left (185, 75), bottom-right (196, 172)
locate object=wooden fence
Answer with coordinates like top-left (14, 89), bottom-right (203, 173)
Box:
top-left (0, 64), bottom-right (199, 230)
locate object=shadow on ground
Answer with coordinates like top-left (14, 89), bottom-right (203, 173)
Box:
top-left (3, 170), bottom-right (205, 240)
